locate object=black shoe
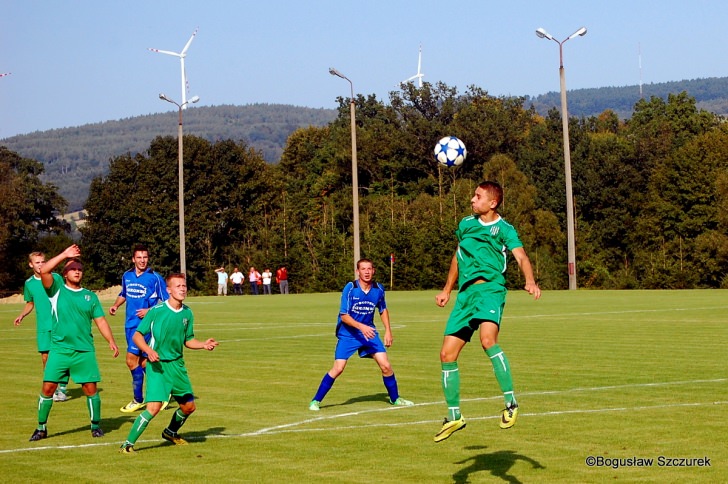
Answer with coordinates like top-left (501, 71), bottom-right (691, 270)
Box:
top-left (91, 428), bottom-right (104, 438)
top-left (29, 428), bottom-right (48, 442)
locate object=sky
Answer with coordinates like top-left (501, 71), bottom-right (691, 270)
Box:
top-left (1, 0), bottom-right (726, 139)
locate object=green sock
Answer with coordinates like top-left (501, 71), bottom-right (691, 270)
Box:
top-left (126, 410), bottom-right (154, 445)
top-left (37, 394), bottom-right (54, 428)
top-left (166, 408), bottom-right (189, 434)
top-left (485, 344), bottom-right (516, 407)
top-left (441, 361), bottom-right (461, 421)
top-left (87, 394), bottom-right (102, 429)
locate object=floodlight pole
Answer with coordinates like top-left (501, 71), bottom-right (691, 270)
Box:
top-left (329, 67), bottom-right (360, 278)
top-left (159, 93), bottom-right (199, 276)
top-left (536, 27), bottom-right (586, 290)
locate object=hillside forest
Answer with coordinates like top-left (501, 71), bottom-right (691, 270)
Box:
top-left (2, 82), bottom-right (728, 294)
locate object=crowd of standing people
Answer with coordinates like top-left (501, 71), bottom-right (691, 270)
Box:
top-left (214, 265), bottom-right (289, 295)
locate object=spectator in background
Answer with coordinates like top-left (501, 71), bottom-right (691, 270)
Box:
top-left (230, 267), bottom-right (244, 295)
top-left (215, 267), bottom-right (229, 296)
top-left (276, 266), bottom-right (289, 294)
top-left (248, 267), bottom-right (261, 295)
top-left (262, 268), bottom-right (273, 295)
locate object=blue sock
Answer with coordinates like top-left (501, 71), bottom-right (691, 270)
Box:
top-left (313, 373), bottom-right (336, 402)
top-left (131, 366), bottom-right (145, 403)
top-left (383, 374), bottom-right (399, 402)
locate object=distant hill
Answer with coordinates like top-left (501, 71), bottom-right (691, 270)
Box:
top-left (3, 77), bottom-right (728, 211)
top-left (0, 104), bottom-right (337, 210)
top-left (527, 76), bottom-right (728, 119)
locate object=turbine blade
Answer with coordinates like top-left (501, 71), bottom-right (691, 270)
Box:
top-left (148, 48), bottom-right (182, 57)
top-left (0, 73), bottom-right (11, 78)
top-left (181, 27), bottom-right (198, 56)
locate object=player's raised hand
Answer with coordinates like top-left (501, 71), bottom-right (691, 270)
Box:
top-left (63, 244), bottom-right (81, 259)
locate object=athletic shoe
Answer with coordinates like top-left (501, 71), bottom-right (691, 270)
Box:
top-left (29, 428), bottom-right (48, 442)
top-left (119, 442), bottom-right (135, 454)
top-left (53, 390), bottom-right (67, 402)
top-left (308, 400), bottom-right (320, 411)
top-left (390, 397), bottom-right (414, 407)
top-left (120, 400), bottom-right (146, 413)
top-left (91, 428), bottom-right (104, 438)
top-left (162, 428), bottom-right (188, 445)
top-left (434, 417), bottom-right (466, 443)
top-left (159, 398), bottom-right (171, 411)
top-left (499, 403), bottom-right (518, 429)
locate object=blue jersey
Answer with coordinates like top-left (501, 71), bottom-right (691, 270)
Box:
top-left (119, 267), bottom-right (169, 329)
top-left (336, 280), bottom-right (387, 338)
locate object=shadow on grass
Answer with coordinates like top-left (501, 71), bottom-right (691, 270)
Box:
top-left (130, 426), bottom-right (227, 452)
top-left (323, 392), bottom-right (391, 409)
top-left (452, 445), bottom-right (545, 484)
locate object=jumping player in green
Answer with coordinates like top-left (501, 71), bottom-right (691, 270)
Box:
top-left (119, 273), bottom-right (218, 453)
top-left (434, 181), bottom-right (541, 442)
top-left (29, 245), bottom-right (120, 441)
top-left (14, 251), bottom-right (69, 401)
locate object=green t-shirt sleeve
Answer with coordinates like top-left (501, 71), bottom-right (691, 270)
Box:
top-left (184, 309), bottom-right (195, 343)
top-left (90, 293), bottom-right (105, 319)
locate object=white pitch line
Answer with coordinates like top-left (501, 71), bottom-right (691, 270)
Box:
top-left (3, 378), bottom-right (725, 454)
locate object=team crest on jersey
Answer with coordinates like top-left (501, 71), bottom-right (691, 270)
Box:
top-left (183, 318), bottom-right (189, 328)
top-left (490, 226), bottom-right (500, 237)
top-left (85, 294), bottom-right (91, 302)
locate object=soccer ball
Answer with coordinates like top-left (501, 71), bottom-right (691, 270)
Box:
top-left (434, 136), bottom-right (467, 167)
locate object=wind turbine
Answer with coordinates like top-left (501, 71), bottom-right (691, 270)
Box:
top-left (402, 44), bottom-right (424, 87)
top-left (148, 28), bottom-right (198, 109)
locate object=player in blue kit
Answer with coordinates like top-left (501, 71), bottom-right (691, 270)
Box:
top-left (109, 244), bottom-right (169, 413)
top-left (309, 259), bottom-right (414, 410)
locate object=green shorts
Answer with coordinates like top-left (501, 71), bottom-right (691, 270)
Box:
top-left (145, 358), bottom-right (194, 403)
top-left (43, 347), bottom-right (101, 384)
top-left (37, 330), bottom-right (52, 353)
top-left (444, 283), bottom-right (506, 341)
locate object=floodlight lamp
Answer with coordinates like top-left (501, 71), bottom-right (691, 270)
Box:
top-left (189, 95), bottom-right (200, 104)
top-left (329, 67), bottom-right (346, 79)
top-left (569, 27), bottom-right (587, 39)
top-left (535, 28), bottom-right (553, 40)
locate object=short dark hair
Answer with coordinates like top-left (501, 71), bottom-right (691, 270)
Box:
top-left (132, 243), bottom-right (148, 256)
top-left (356, 258), bottom-right (374, 269)
top-left (479, 181), bottom-right (504, 209)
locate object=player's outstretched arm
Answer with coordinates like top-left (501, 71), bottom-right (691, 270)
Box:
top-left (512, 247), bottom-right (541, 300)
top-left (94, 316), bottom-right (120, 358)
top-left (435, 253), bottom-right (459, 307)
top-left (14, 302), bottom-right (35, 325)
top-left (109, 296), bottom-right (126, 315)
top-left (185, 338), bottom-right (219, 351)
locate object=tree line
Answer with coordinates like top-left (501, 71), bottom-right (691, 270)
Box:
top-left (3, 82), bottom-right (728, 294)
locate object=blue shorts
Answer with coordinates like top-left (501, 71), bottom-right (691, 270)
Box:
top-left (125, 327), bottom-right (151, 356)
top-left (334, 332), bottom-right (387, 360)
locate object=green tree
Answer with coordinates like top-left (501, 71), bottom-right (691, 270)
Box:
top-left (0, 147), bottom-right (69, 291)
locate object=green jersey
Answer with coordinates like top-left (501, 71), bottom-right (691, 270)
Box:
top-left (23, 273), bottom-right (62, 333)
top-left (455, 214), bottom-right (523, 289)
top-left (46, 277), bottom-right (105, 352)
top-left (137, 301), bottom-right (195, 361)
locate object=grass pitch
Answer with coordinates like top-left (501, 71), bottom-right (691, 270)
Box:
top-left (1, 289), bottom-right (727, 482)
